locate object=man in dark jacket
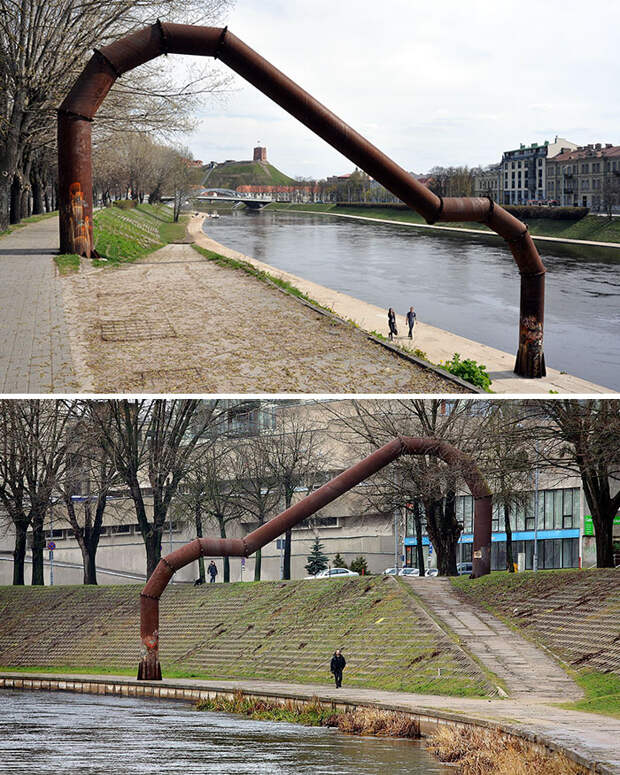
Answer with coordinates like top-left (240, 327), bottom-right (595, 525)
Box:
top-left (330, 649), bottom-right (346, 688)
top-left (208, 561), bottom-right (218, 583)
top-left (406, 306), bottom-right (416, 339)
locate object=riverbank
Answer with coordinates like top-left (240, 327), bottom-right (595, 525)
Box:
top-left (193, 216), bottom-right (613, 394)
top-left (268, 203), bottom-right (620, 248)
top-left (2, 673), bottom-right (617, 774)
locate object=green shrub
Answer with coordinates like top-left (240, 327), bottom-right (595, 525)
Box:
top-left (440, 353), bottom-right (491, 391)
top-left (350, 556), bottom-right (369, 575)
top-left (332, 553), bottom-right (348, 569)
top-left (112, 199), bottom-right (137, 210)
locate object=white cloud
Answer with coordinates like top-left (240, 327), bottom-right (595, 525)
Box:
top-left (179, 0), bottom-right (620, 177)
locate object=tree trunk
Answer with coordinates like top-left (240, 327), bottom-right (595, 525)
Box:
top-left (218, 515), bottom-right (229, 583)
top-left (413, 501), bottom-right (425, 576)
top-left (283, 528), bottom-right (292, 579)
top-left (31, 517), bottom-right (46, 585)
top-left (195, 502), bottom-right (205, 584)
top-left (254, 548), bottom-right (262, 581)
top-left (31, 167), bottom-right (44, 215)
top-left (425, 497), bottom-right (460, 576)
top-left (13, 522), bottom-right (28, 585)
top-left (504, 503), bottom-right (514, 572)
top-left (144, 531), bottom-right (162, 579)
top-left (10, 174), bottom-right (21, 225)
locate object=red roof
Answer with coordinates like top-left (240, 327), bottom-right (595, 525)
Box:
top-left (550, 144), bottom-right (620, 162)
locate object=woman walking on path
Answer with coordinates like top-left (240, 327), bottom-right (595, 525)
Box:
top-left (387, 308), bottom-right (398, 341)
top-left (330, 649), bottom-right (346, 688)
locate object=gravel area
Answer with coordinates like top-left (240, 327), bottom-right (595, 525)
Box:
top-left (61, 243), bottom-right (466, 393)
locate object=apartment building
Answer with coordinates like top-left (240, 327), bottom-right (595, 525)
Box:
top-left (499, 136), bottom-right (578, 204)
top-left (545, 143), bottom-right (620, 209)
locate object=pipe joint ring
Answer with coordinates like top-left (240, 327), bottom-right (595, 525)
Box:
top-left (140, 592), bottom-right (159, 601)
top-left (161, 557), bottom-right (174, 572)
top-left (215, 26), bottom-right (228, 59)
top-left (156, 19), bottom-right (168, 54)
top-left (56, 108), bottom-right (94, 123)
top-left (93, 48), bottom-right (122, 79)
top-left (427, 196), bottom-right (443, 225)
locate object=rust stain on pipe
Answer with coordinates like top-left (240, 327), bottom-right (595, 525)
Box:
top-left (58, 22), bottom-right (546, 377)
top-left (136, 436), bottom-right (492, 680)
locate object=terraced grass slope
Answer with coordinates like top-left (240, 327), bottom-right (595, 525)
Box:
top-left (451, 569), bottom-right (620, 675)
top-left (0, 577), bottom-right (492, 696)
top-left (93, 204), bottom-right (185, 264)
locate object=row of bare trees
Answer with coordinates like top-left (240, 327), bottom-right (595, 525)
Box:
top-left (0, 399), bottom-right (618, 586)
top-left (0, 0), bottom-right (233, 230)
top-left (0, 399), bottom-right (323, 585)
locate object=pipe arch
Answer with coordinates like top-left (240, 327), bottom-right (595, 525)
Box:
top-left (58, 23), bottom-right (545, 377)
top-left (137, 435), bottom-right (492, 680)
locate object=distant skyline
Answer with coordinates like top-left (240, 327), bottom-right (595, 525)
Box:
top-left (179, 0), bottom-right (619, 179)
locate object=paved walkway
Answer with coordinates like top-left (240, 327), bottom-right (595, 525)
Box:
top-left (0, 217), bottom-right (77, 392)
top-left (403, 577), bottom-right (580, 700)
top-left (3, 671), bottom-right (619, 773)
top-left (193, 217), bottom-right (613, 394)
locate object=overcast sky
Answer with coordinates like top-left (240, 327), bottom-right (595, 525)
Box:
top-left (179, 0), bottom-right (619, 179)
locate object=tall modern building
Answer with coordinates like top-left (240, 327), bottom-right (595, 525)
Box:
top-left (499, 136), bottom-right (578, 204)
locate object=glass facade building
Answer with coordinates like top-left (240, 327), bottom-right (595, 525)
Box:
top-left (404, 487), bottom-right (581, 571)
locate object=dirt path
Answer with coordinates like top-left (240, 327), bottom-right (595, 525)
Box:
top-left (61, 232), bottom-right (465, 393)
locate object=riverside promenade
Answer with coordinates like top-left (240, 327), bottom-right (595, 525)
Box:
top-left (2, 671), bottom-right (618, 774)
top-left (192, 217), bottom-right (613, 394)
top-left (0, 217), bottom-right (77, 392)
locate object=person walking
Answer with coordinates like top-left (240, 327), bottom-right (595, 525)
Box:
top-left (387, 308), bottom-right (398, 341)
top-left (406, 306), bottom-right (417, 339)
top-left (330, 648), bottom-right (346, 688)
top-left (208, 561), bottom-right (218, 583)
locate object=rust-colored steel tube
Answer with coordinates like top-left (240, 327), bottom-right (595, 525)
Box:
top-left (137, 436), bottom-right (491, 680)
top-left (58, 22), bottom-right (546, 377)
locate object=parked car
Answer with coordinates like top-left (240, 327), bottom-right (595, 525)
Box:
top-left (456, 562), bottom-right (473, 576)
top-left (304, 567), bottom-right (359, 580)
top-left (400, 567), bottom-right (420, 577)
top-left (424, 568), bottom-right (439, 577)
top-left (383, 567), bottom-right (399, 575)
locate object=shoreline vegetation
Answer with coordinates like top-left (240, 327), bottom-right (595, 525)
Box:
top-left (266, 202), bottom-right (620, 246)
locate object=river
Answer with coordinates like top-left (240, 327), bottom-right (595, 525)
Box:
top-left (201, 210), bottom-right (620, 389)
top-left (0, 690), bottom-right (451, 774)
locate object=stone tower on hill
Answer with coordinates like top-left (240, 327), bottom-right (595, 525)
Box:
top-left (253, 145), bottom-right (267, 162)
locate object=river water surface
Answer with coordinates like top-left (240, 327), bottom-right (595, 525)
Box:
top-left (0, 690), bottom-right (451, 774)
top-left (202, 210), bottom-right (620, 389)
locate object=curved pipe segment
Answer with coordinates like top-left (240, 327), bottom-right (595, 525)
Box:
top-left (137, 435), bottom-right (492, 680)
top-left (58, 23), bottom-right (545, 377)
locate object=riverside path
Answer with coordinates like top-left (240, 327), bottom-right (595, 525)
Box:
top-left (0, 217), bottom-right (77, 392)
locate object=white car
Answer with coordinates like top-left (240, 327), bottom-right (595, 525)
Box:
top-left (304, 567), bottom-right (359, 579)
top-left (399, 567), bottom-right (421, 577)
top-left (383, 567), bottom-right (400, 575)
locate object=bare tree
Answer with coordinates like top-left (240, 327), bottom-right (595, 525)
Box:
top-left (233, 434), bottom-right (282, 581)
top-left (171, 442), bottom-right (242, 583)
top-left (534, 400), bottom-right (620, 568)
top-left (86, 399), bottom-right (223, 578)
top-left (266, 410), bottom-right (324, 579)
top-left (0, 400), bottom-right (79, 584)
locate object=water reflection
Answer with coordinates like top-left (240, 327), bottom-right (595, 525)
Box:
top-left (0, 690), bottom-right (451, 774)
top-left (202, 211), bottom-right (620, 389)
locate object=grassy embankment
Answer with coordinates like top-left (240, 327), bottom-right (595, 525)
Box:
top-left (53, 203), bottom-right (188, 274)
top-left (0, 576), bottom-right (492, 697)
top-left (269, 202), bottom-right (620, 244)
top-left (451, 569), bottom-right (620, 718)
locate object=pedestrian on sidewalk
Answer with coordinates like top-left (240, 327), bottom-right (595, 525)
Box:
top-left (387, 308), bottom-right (398, 341)
top-left (406, 306), bottom-right (417, 339)
top-left (330, 648), bottom-right (346, 688)
top-left (208, 561), bottom-right (218, 583)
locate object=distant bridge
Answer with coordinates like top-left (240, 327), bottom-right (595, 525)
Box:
top-left (161, 192), bottom-right (271, 209)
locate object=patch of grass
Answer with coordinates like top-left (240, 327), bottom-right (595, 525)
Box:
top-left (92, 203), bottom-right (184, 265)
top-left (557, 672), bottom-right (620, 718)
top-left (54, 254), bottom-right (81, 275)
top-left (192, 244), bottom-right (334, 314)
top-left (0, 664), bottom-right (134, 676)
top-left (0, 210), bottom-right (58, 239)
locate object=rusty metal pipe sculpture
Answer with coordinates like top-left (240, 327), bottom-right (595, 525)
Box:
top-left (137, 435), bottom-right (492, 680)
top-left (58, 23), bottom-right (545, 377)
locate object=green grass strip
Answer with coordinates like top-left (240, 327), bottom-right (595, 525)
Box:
top-left (0, 210), bottom-right (59, 239)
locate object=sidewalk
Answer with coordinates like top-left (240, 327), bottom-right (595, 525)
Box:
top-left (404, 577), bottom-right (580, 700)
top-left (0, 217), bottom-right (77, 392)
top-left (193, 217), bottom-right (613, 394)
top-left (2, 671), bottom-right (619, 773)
